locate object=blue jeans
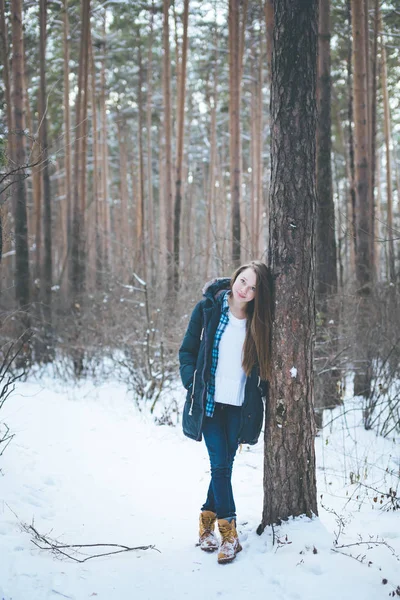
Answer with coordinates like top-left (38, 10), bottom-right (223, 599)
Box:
top-left (201, 403), bottom-right (242, 520)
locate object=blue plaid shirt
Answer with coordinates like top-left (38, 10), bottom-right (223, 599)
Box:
top-left (205, 291), bottom-right (230, 417)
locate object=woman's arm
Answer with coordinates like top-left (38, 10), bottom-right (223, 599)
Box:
top-left (179, 301), bottom-right (203, 390)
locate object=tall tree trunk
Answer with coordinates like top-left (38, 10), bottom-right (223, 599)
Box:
top-left (173, 0), bottom-right (189, 290)
top-left (253, 20), bottom-right (264, 258)
top-left (39, 0), bottom-right (53, 358)
top-left (0, 0), bottom-right (13, 267)
top-left (316, 0), bottom-right (337, 299)
top-left (71, 0), bottom-right (90, 300)
top-left (364, 0), bottom-right (375, 277)
top-left (205, 36), bottom-right (218, 279)
top-left (137, 44), bottom-right (146, 279)
top-left (116, 116), bottom-right (128, 279)
top-left (146, 1), bottom-right (155, 284)
top-left (347, 0), bottom-right (356, 278)
top-left (315, 0), bottom-right (340, 426)
top-left (89, 36), bottom-right (100, 291)
top-left (261, 0), bottom-right (318, 527)
top-left (0, 0), bottom-right (13, 151)
top-left (11, 0), bottom-right (30, 329)
top-left (370, 0), bottom-right (379, 280)
top-left (352, 0), bottom-right (373, 397)
top-left (352, 0), bottom-right (372, 292)
top-left (70, 0), bottom-right (90, 377)
top-left (264, 0), bottom-right (274, 85)
top-left (162, 0), bottom-right (174, 289)
top-left (229, 0), bottom-right (241, 266)
top-left (99, 13), bottom-right (109, 280)
top-left (375, 149), bottom-right (381, 280)
top-left (380, 27), bottom-right (395, 284)
top-left (62, 0), bottom-right (72, 287)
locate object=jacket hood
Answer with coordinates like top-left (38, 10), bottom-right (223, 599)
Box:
top-left (202, 277), bottom-right (231, 303)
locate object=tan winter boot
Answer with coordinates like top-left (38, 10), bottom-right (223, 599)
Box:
top-left (217, 518), bottom-right (242, 564)
top-left (198, 510), bottom-right (219, 552)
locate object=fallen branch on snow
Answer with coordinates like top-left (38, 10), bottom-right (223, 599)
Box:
top-left (20, 521), bottom-right (160, 563)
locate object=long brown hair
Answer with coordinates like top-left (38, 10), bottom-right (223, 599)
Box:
top-left (230, 260), bottom-right (273, 381)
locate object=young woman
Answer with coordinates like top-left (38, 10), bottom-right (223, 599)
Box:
top-left (179, 260), bottom-right (273, 564)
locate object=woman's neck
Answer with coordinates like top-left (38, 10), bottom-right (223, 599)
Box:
top-left (227, 293), bottom-right (247, 320)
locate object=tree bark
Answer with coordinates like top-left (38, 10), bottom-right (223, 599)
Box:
top-left (146, 0), bottom-right (155, 284)
top-left (62, 0), bottom-right (72, 287)
top-left (137, 44), bottom-right (146, 279)
top-left (264, 0), bottom-right (274, 86)
top-left (162, 0), bottom-right (174, 289)
top-left (89, 36), bottom-right (100, 291)
top-left (347, 0), bottom-right (357, 278)
top-left (99, 16), bottom-right (109, 279)
top-left (173, 0), bottom-right (189, 290)
top-left (39, 0), bottom-right (53, 356)
top-left (261, 0), bottom-right (318, 527)
top-left (316, 0), bottom-right (337, 299)
top-left (116, 115), bottom-right (129, 279)
top-left (229, 0), bottom-right (241, 266)
top-left (315, 0), bottom-right (340, 426)
top-left (0, 0), bottom-right (13, 149)
top-left (370, 0), bottom-right (379, 280)
top-left (11, 0), bottom-right (30, 324)
top-left (0, 0), bottom-right (13, 269)
top-left (380, 25), bottom-right (395, 284)
top-left (71, 0), bottom-right (90, 307)
top-left (351, 0), bottom-right (372, 292)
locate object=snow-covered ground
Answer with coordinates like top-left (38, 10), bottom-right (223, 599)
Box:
top-left (0, 373), bottom-right (399, 600)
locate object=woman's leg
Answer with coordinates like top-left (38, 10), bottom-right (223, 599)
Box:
top-left (201, 404), bottom-right (241, 519)
top-left (224, 404), bottom-right (242, 517)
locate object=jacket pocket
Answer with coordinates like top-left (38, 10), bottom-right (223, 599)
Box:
top-left (189, 369), bottom-right (197, 416)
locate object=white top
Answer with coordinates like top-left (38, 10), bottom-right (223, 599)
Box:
top-left (214, 310), bottom-right (247, 407)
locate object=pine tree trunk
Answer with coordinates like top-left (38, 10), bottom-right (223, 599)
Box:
top-left (71, 0), bottom-right (90, 377)
top-left (39, 0), bottom-right (53, 358)
top-left (380, 27), bottom-right (396, 284)
top-left (162, 0), bottom-right (174, 289)
top-left (0, 0), bottom-right (13, 153)
top-left (205, 46), bottom-right (218, 279)
top-left (137, 45), bottom-right (146, 279)
top-left (99, 14), bottom-right (109, 278)
top-left (347, 0), bottom-right (356, 278)
top-left (264, 0), bottom-right (274, 85)
top-left (63, 0), bottom-right (72, 286)
top-left (11, 0), bottom-right (30, 327)
top-left (173, 0), bottom-right (189, 290)
top-left (146, 1), bottom-right (155, 284)
top-left (256, 28), bottom-right (263, 258)
top-left (261, 0), bottom-right (318, 527)
top-left (316, 0), bottom-right (337, 299)
top-left (89, 37), bottom-right (100, 291)
top-left (352, 0), bottom-right (372, 292)
top-left (370, 0), bottom-right (379, 280)
top-left (315, 0), bottom-right (340, 426)
top-left (116, 116), bottom-right (129, 279)
top-left (229, 0), bottom-right (241, 266)
top-left (364, 0), bottom-right (375, 276)
top-left (352, 0), bottom-right (375, 398)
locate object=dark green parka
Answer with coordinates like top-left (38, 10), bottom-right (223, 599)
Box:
top-left (179, 278), bottom-right (268, 445)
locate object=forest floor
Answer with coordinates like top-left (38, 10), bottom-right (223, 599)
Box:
top-left (0, 371), bottom-right (399, 600)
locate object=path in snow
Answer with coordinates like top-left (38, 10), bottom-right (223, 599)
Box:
top-left (0, 378), bottom-right (399, 600)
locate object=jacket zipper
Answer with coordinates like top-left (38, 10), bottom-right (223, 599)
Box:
top-left (189, 369), bottom-right (197, 416)
top-left (200, 327), bottom-right (204, 341)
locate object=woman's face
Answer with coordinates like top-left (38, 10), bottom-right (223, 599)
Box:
top-left (232, 267), bottom-right (257, 304)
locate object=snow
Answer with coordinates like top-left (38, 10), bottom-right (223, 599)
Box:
top-left (0, 374), bottom-right (399, 600)
top-left (290, 366), bottom-right (297, 378)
